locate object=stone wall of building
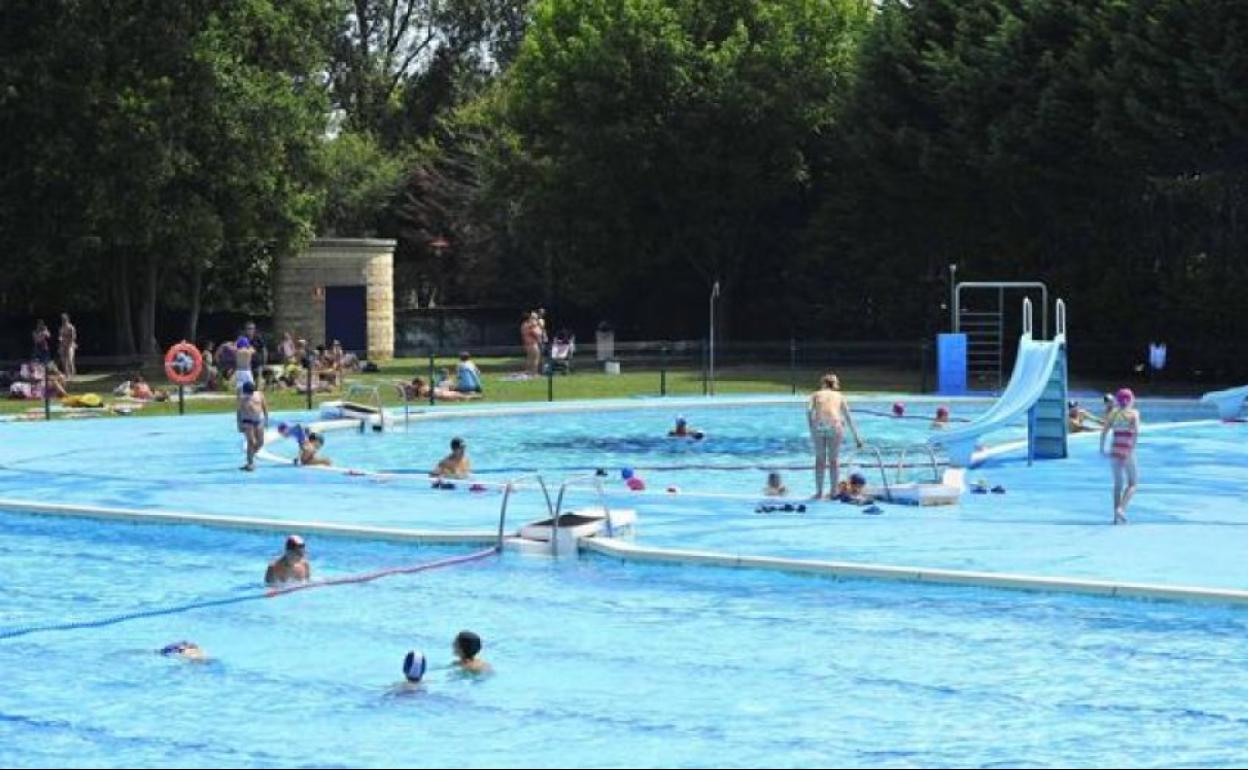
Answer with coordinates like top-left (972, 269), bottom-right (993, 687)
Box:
top-left (273, 238), bottom-right (395, 360)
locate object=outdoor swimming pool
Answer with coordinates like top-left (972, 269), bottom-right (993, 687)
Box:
top-left (2, 395), bottom-right (1247, 766)
top-left (4, 513), bottom-right (1248, 768)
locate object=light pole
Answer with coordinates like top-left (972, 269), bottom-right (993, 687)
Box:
top-left (948, 263), bottom-right (958, 333)
top-left (708, 280), bottom-right (720, 396)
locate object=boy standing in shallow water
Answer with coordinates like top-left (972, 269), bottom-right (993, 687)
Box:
top-left (236, 381), bottom-right (268, 471)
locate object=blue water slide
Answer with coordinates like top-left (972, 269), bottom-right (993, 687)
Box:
top-left (931, 298), bottom-right (1067, 466)
top-left (1200, 384), bottom-right (1248, 420)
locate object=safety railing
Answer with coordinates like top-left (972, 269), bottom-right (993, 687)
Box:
top-left (894, 443), bottom-right (943, 484)
top-left (844, 444), bottom-right (894, 501)
top-left (549, 472), bottom-right (616, 557)
top-left (496, 474), bottom-right (554, 552)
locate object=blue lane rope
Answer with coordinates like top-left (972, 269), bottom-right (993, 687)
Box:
top-left (0, 547), bottom-right (498, 642)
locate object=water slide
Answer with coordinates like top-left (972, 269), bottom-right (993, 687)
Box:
top-left (1201, 384), bottom-right (1248, 420)
top-left (931, 299), bottom-right (1067, 467)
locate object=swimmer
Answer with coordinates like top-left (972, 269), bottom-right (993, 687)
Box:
top-left (433, 437), bottom-right (471, 479)
top-left (298, 432), bottom-right (331, 466)
top-left (391, 650), bottom-right (428, 693)
top-left (836, 472), bottom-right (873, 504)
top-left (277, 421), bottom-right (309, 446)
top-left (668, 416), bottom-right (705, 440)
top-left (158, 640), bottom-right (206, 661)
top-left (807, 373), bottom-right (863, 500)
top-left (453, 630), bottom-right (492, 674)
top-left (1067, 400), bottom-right (1103, 433)
top-left (930, 406), bottom-right (950, 429)
top-left (265, 534), bottom-right (311, 585)
top-left (1100, 388), bottom-right (1140, 524)
top-left (763, 471), bottom-right (788, 497)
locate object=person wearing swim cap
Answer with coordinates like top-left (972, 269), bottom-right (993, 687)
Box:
top-left (390, 650), bottom-right (428, 693)
top-left (159, 640), bottom-right (206, 661)
top-left (930, 406), bottom-right (950, 429)
top-left (234, 336), bottom-right (255, 392)
top-left (668, 416), bottom-right (705, 440)
top-left (453, 630), bottom-right (492, 674)
top-left (1067, 400), bottom-right (1103, 433)
top-left (763, 471), bottom-right (788, 497)
top-left (1100, 387), bottom-right (1140, 524)
top-left (265, 534), bottom-right (311, 585)
top-left (433, 437), bottom-right (471, 479)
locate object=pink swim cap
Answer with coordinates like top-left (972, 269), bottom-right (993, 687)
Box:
top-left (892, 402), bottom-right (905, 417)
top-left (1115, 388), bottom-right (1134, 406)
top-left (936, 406), bottom-right (949, 418)
top-left (626, 477), bottom-right (646, 491)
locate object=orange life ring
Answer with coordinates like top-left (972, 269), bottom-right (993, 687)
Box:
top-left (164, 341), bottom-right (203, 385)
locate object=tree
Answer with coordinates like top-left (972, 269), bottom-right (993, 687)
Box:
top-left (496, 0), bottom-right (871, 335)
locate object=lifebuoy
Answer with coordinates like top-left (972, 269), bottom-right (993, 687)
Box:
top-left (164, 341), bottom-right (203, 385)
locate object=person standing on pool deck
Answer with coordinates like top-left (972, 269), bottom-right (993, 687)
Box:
top-left (1100, 387), bottom-right (1140, 524)
top-left (807, 373), bottom-right (863, 500)
top-left (236, 380), bottom-right (268, 471)
top-left (58, 313), bottom-right (78, 379)
top-left (265, 534), bottom-right (311, 584)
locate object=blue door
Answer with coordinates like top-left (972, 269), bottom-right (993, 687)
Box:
top-left (325, 286), bottom-right (367, 354)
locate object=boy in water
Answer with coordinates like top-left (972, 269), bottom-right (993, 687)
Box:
top-left (433, 437), bottom-right (471, 479)
top-left (807, 373), bottom-right (863, 500)
top-left (299, 433), bottom-right (331, 466)
top-left (265, 534), bottom-right (311, 585)
top-left (236, 380), bottom-right (268, 471)
top-left (453, 630), bottom-right (492, 674)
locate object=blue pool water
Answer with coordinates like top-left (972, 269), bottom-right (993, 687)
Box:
top-left (3, 513), bottom-right (1248, 768)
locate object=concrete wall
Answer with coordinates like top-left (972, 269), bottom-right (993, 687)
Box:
top-left (274, 238), bottom-right (395, 360)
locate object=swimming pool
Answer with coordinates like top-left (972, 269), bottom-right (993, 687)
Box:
top-left (4, 512), bottom-right (1248, 768)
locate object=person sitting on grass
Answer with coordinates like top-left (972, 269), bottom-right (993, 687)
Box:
top-left (432, 437), bottom-right (471, 479)
top-left (265, 534), bottom-right (310, 585)
top-left (404, 376), bottom-right (481, 403)
top-left (453, 630), bottom-right (492, 675)
top-left (455, 352), bottom-right (483, 394)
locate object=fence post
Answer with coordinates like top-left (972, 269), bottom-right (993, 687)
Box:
top-left (428, 352), bottom-right (436, 406)
top-left (43, 363), bottom-right (51, 421)
top-left (178, 384), bottom-right (185, 415)
top-left (789, 337), bottom-right (797, 395)
top-left (547, 342), bottom-right (554, 402)
top-left (305, 359), bottom-right (313, 411)
top-left (701, 338), bottom-right (709, 396)
top-left (660, 344), bottom-right (668, 397)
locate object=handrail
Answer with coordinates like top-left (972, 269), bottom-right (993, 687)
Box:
top-left (1022, 297), bottom-right (1033, 338)
top-left (1055, 298), bottom-right (1067, 338)
top-left (895, 443), bottom-right (942, 484)
top-left (496, 474), bottom-right (553, 552)
top-left (550, 472), bottom-right (614, 557)
top-left (345, 383), bottom-right (386, 431)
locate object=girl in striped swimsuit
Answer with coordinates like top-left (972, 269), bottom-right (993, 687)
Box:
top-left (1099, 388), bottom-right (1140, 524)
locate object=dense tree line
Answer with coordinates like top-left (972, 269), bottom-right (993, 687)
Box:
top-left (1, 0), bottom-right (1244, 377)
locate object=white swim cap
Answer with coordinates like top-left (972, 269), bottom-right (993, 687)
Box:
top-left (403, 650), bottom-right (427, 682)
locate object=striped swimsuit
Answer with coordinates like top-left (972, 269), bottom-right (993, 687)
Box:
top-left (1109, 411), bottom-right (1137, 460)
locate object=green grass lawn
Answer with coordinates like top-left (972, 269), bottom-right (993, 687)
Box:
top-left (2, 356), bottom-right (927, 420)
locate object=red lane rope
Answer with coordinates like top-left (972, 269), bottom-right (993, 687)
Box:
top-left (266, 546), bottom-right (499, 598)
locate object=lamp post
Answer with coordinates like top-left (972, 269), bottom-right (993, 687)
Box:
top-left (708, 280), bottom-right (720, 396)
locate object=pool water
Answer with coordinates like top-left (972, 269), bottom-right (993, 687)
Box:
top-left (4, 513), bottom-right (1248, 768)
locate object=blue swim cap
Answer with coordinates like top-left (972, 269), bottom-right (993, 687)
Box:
top-left (160, 641), bottom-right (192, 656)
top-left (621, 467), bottom-right (635, 480)
top-left (403, 650), bottom-right (427, 682)
top-left (850, 472), bottom-right (866, 486)
top-left (236, 336), bottom-right (250, 349)
top-left (675, 415), bottom-right (686, 424)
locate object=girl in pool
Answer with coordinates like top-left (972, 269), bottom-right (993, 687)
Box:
top-left (1099, 388), bottom-right (1140, 524)
top-left (763, 472), bottom-right (787, 497)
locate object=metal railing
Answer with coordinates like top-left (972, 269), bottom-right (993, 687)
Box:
top-left (549, 472), bottom-right (617, 557)
top-left (495, 474), bottom-right (554, 552)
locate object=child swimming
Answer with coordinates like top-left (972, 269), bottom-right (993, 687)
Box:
top-left (763, 471), bottom-right (788, 497)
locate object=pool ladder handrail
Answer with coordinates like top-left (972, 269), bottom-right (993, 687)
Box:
top-left (844, 444), bottom-right (894, 502)
top-left (496, 474), bottom-right (554, 552)
top-left (550, 473), bottom-right (616, 558)
top-left (894, 443), bottom-right (943, 484)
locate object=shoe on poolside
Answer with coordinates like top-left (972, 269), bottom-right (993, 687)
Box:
top-left (862, 505), bottom-right (883, 515)
top-left (991, 485), bottom-right (1006, 494)
top-left (971, 486), bottom-right (988, 494)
